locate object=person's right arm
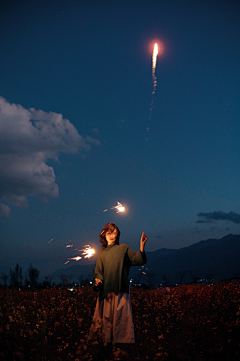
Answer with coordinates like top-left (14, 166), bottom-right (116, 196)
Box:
top-left (94, 252), bottom-right (103, 287)
top-left (95, 278), bottom-right (102, 286)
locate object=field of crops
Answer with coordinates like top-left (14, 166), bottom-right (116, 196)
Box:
top-left (0, 282), bottom-right (239, 360)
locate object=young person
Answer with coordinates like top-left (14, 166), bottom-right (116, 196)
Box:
top-left (88, 222), bottom-right (147, 345)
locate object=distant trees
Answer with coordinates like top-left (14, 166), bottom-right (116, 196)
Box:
top-left (41, 276), bottom-right (53, 288)
top-left (10, 263), bottom-right (22, 289)
top-left (26, 263), bottom-right (40, 288)
top-left (58, 274), bottom-right (73, 287)
top-left (0, 263), bottom-right (40, 289)
top-left (0, 272), bottom-right (9, 287)
top-left (0, 263), bottom-right (96, 289)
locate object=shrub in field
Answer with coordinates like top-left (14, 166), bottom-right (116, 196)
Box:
top-left (0, 282), bottom-right (239, 360)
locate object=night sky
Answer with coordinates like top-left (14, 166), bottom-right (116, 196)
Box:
top-left (1, 0), bottom-right (240, 277)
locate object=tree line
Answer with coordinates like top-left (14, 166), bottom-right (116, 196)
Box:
top-left (0, 263), bottom-right (40, 289)
top-left (0, 263), bottom-right (95, 290)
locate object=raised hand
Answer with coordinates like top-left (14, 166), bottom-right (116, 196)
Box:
top-left (140, 232), bottom-right (148, 252)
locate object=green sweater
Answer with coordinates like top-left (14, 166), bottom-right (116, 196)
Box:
top-left (94, 243), bottom-right (147, 300)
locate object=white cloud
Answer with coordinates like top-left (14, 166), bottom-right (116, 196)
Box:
top-left (0, 96), bottom-right (99, 214)
top-left (0, 203), bottom-right (11, 218)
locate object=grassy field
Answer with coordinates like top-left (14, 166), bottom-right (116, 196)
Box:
top-left (0, 282), bottom-right (239, 360)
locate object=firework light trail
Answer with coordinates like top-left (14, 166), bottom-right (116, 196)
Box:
top-left (103, 201), bottom-right (135, 223)
top-left (64, 245), bottom-right (95, 264)
top-left (146, 42), bottom-right (158, 141)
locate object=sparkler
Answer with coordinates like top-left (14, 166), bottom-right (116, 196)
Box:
top-left (146, 42), bottom-right (159, 141)
top-left (104, 201), bottom-right (135, 223)
top-left (81, 245), bottom-right (95, 258)
top-left (65, 245), bottom-right (95, 264)
top-left (152, 43), bottom-right (158, 94)
top-left (47, 238), bottom-right (95, 265)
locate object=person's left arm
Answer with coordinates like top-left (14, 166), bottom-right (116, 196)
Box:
top-left (127, 232), bottom-right (148, 266)
top-left (140, 232), bottom-right (147, 253)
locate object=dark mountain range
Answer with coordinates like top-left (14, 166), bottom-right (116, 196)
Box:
top-left (46, 234), bottom-right (240, 287)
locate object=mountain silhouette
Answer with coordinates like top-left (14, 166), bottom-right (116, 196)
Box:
top-left (47, 234), bottom-right (240, 287)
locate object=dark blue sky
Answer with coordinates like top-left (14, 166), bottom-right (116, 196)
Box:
top-left (1, 0), bottom-right (240, 277)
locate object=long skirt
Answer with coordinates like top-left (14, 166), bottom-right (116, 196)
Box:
top-left (88, 291), bottom-right (135, 343)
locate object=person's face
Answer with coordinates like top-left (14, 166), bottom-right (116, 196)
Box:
top-left (105, 228), bottom-right (118, 245)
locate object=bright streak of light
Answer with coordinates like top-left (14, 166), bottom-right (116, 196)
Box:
top-left (113, 201), bottom-right (125, 213)
top-left (103, 201), bottom-right (125, 213)
top-left (147, 42), bottom-right (159, 141)
top-left (151, 43), bottom-right (158, 96)
top-left (65, 245), bottom-right (95, 264)
top-left (81, 245), bottom-right (95, 258)
top-left (66, 244), bottom-right (73, 248)
top-left (103, 201), bottom-right (134, 223)
top-left (48, 238), bottom-right (53, 243)
top-left (152, 43), bottom-right (158, 79)
top-left (68, 256), bottom-right (82, 261)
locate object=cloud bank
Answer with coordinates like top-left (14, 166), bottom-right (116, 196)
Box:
top-left (0, 96), bottom-right (99, 216)
top-left (196, 211), bottom-right (240, 224)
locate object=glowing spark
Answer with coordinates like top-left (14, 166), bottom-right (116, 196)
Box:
top-left (80, 245), bottom-right (95, 258)
top-left (103, 201), bottom-right (134, 223)
top-left (68, 256), bottom-right (82, 262)
top-left (113, 201), bottom-right (126, 213)
top-left (65, 245), bottom-right (95, 264)
top-left (152, 43), bottom-right (158, 81)
top-left (66, 244), bottom-right (73, 248)
top-left (147, 42), bottom-right (159, 141)
top-left (48, 238), bottom-right (53, 243)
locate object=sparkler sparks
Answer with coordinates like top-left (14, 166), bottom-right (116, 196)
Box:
top-left (146, 42), bottom-right (159, 141)
top-left (65, 256), bottom-right (82, 264)
top-left (104, 201), bottom-right (135, 223)
top-left (65, 245), bottom-right (95, 264)
top-left (113, 201), bottom-right (126, 213)
top-left (81, 245), bottom-right (96, 258)
top-left (150, 43), bottom-right (158, 98)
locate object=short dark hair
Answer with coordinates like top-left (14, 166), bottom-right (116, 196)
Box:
top-left (99, 222), bottom-right (120, 249)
